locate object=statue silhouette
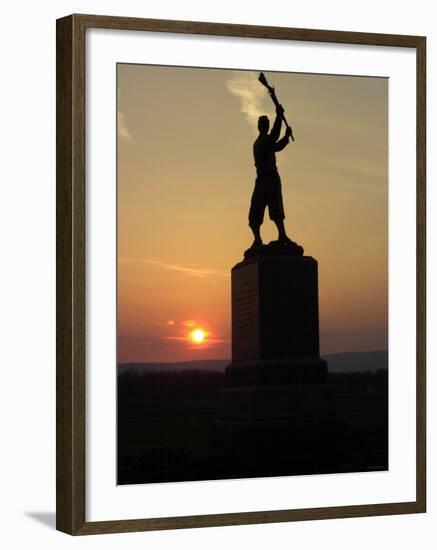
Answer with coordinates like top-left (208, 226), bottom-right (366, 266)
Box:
top-left (248, 104), bottom-right (294, 249)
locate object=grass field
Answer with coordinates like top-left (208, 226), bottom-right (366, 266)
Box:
top-left (117, 370), bottom-right (388, 484)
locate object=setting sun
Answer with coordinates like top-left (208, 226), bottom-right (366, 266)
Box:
top-left (190, 328), bottom-right (206, 344)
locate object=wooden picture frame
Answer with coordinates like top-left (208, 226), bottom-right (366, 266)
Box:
top-left (56, 13), bottom-right (426, 535)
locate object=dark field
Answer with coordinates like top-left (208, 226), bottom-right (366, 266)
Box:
top-left (117, 366), bottom-right (388, 485)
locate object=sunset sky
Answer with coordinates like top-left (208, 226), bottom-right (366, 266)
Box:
top-left (117, 64), bottom-right (388, 363)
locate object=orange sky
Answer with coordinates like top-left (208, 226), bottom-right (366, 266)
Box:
top-left (117, 64), bottom-right (388, 363)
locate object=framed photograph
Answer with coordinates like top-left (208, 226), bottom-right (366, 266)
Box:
top-left (56, 14), bottom-right (426, 535)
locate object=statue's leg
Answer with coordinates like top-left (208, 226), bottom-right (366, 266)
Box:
top-left (274, 218), bottom-right (292, 243)
top-left (251, 224), bottom-right (263, 247)
top-left (248, 179), bottom-right (265, 247)
top-left (269, 174), bottom-right (291, 243)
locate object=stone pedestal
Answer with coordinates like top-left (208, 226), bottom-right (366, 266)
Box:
top-left (231, 254), bottom-right (322, 362)
top-left (215, 248), bottom-right (336, 471)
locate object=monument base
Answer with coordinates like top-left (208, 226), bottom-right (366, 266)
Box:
top-left (220, 381), bottom-right (335, 421)
top-left (214, 415), bottom-right (341, 474)
top-left (215, 361), bottom-right (337, 470)
top-left (214, 249), bottom-right (339, 474)
top-left (225, 357), bottom-right (327, 387)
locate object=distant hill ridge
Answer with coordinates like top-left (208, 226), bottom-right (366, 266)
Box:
top-left (118, 350), bottom-right (388, 374)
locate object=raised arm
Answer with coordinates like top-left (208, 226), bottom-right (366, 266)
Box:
top-left (273, 126), bottom-right (293, 152)
top-left (273, 136), bottom-right (289, 152)
top-left (269, 108), bottom-right (283, 143)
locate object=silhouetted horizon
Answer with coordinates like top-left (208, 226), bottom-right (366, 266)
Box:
top-left (118, 349), bottom-right (388, 374)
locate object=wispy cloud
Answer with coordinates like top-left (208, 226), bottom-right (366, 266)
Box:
top-left (118, 112), bottom-right (134, 142)
top-left (227, 71), bottom-right (268, 126)
top-left (121, 257), bottom-right (229, 279)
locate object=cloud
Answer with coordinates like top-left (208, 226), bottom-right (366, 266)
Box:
top-left (121, 257), bottom-right (229, 279)
top-left (226, 71), bottom-right (268, 126)
top-left (118, 112), bottom-right (134, 142)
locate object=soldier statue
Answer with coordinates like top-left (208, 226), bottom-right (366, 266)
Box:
top-left (248, 104), bottom-right (293, 250)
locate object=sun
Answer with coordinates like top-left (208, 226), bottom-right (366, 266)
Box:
top-left (190, 328), bottom-right (206, 344)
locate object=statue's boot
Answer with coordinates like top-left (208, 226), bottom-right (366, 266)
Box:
top-left (278, 235), bottom-right (296, 246)
top-left (249, 238), bottom-right (263, 250)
